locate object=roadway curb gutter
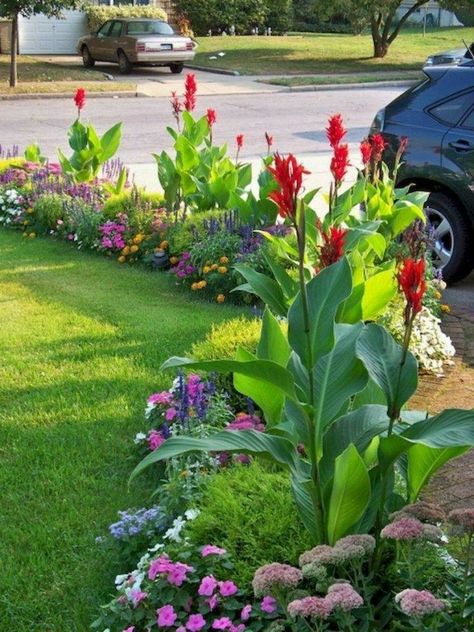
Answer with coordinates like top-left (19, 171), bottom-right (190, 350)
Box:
top-left (280, 79), bottom-right (416, 93)
top-left (0, 90), bottom-right (146, 101)
top-left (184, 63), bottom-right (240, 76)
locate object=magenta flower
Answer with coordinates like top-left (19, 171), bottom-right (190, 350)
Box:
top-left (123, 627), bottom-right (135, 632)
top-left (167, 562), bottom-right (193, 586)
top-left (240, 605), bottom-right (252, 621)
top-left (202, 544), bottom-right (227, 557)
top-left (157, 605), bottom-right (177, 627)
top-left (230, 626), bottom-right (245, 632)
top-left (148, 430), bottom-right (165, 451)
top-left (148, 555), bottom-right (174, 580)
top-left (198, 575), bottom-right (218, 596)
top-left (165, 407), bottom-right (177, 421)
top-left (260, 596), bottom-right (277, 613)
top-left (148, 391), bottom-right (174, 406)
top-left (186, 614), bottom-right (206, 632)
top-left (130, 589), bottom-right (148, 608)
top-left (219, 580), bottom-right (238, 597)
top-left (207, 594), bottom-right (219, 611)
top-left (212, 618), bottom-right (232, 630)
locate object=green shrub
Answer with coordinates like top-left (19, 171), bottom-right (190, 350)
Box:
top-left (176, 0), bottom-right (268, 35)
top-left (267, 0), bottom-right (292, 32)
top-left (84, 5), bottom-right (168, 33)
top-left (186, 462), bottom-right (312, 586)
top-left (167, 209), bottom-right (230, 254)
top-left (191, 316), bottom-right (261, 361)
top-left (33, 194), bottom-right (64, 230)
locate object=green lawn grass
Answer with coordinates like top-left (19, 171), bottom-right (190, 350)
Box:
top-left (0, 230), bottom-right (240, 631)
top-left (193, 27), bottom-right (474, 75)
top-left (259, 70), bottom-right (422, 87)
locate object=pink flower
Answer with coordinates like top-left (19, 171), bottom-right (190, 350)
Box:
top-left (130, 589), bottom-right (148, 608)
top-left (207, 594), bottom-right (219, 611)
top-left (260, 596), bottom-right (277, 613)
top-left (219, 580), bottom-right (238, 597)
top-left (157, 605), bottom-right (177, 627)
top-left (148, 555), bottom-right (174, 580)
top-left (124, 627), bottom-right (135, 632)
top-left (202, 544), bottom-right (227, 557)
top-left (198, 575), bottom-right (218, 596)
top-left (241, 605), bottom-right (252, 621)
top-left (381, 517), bottom-right (425, 541)
top-left (148, 391), bottom-right (174, 406)
top-left (148, 430), bottom-right (165, 451)
top-left (167, 562), bottom-right (193, 586)
top-left (212, 618), bottom-right (232, 630)
top-left (287, 596), bottom-right (333, 620)
top-left (395, 589), bottom-right (445, 617)
top-left (165, 407), bottom-right (177, 421)
top-left (186, 614), bottom-right (206, 632)
top-left (252, 563), bottom-right (302, 597)
top-left (231, 626), bottom-right (246, 632)
top-left (448, 508), bottom-right (474, 533)
top-left (326, 583), bottom-right (363, 611)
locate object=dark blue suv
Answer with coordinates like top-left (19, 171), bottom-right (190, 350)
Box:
top-left (371, 62), bottom-right (474, 282)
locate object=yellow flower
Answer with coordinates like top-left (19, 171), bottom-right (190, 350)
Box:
top-left (433, 290), bottom-right (442, 300)
top-left (27, 208), bottom-right (34, 215)
top-left (203, 266), bottom-right (211, 274)
top-left (218, 266), bottom-right (228, 274)
top-left (130, 244), bottom-right (139, 253)
top-left (28, 232), bottom-right (36, 239)
top-left (211, 263), bottom-right (218, 271)
top-left (118, 255), bottom-right (126, 263)
top-left (122, 246), bottom-right (131, 256)
top-left (441, 304), bottom-right (451, 313)
top-left (220, 256), bottom-right (229, 264)
top-left (191, 282), bottom-right (199, 291)
top-left (198, 280), bottom-right (207, 289)
top-left (216, 294), bottom-right (225, 303)
top-left (160, 240), bottom-right (169, 250)
top-left (170, 256), bottom-right (179, 265)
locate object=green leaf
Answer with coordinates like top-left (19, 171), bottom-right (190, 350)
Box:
top-left (291, 475), bottom-right (320, 542)
top-left (288, 257), bottom-right (352, 370)
top-left (356, 323), bottom-right (418, 416)
top-left (161, 356), bottom-right (297, 402)
top-left (407, 444), bottom-right (469, 501)
top-left (257, 308), bottom-right (291, 365)
top-left (130, 430), bottom-right (299, 481)
top-left (361, 268), bottom-right (397, 321)
top-left (237, 163), bottom-right (253, 189)
top-left (389, 200), bottom-right (425, 237)
top-left (232, 265), bottom-right (288, 317)
top-left (401, 409), bottom-right (474, 447)
top-left (326, 444), bottom-right (371, 544)
top-left (99, 123), bottom-right (122, 162)
top-left (263, 252), bottom-right (299, 301)
top-left (175, 135), bottom-right (200, 171)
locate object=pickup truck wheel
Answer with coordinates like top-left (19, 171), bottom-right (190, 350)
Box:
top-left (169, 63), bottom-right (184, 74)
top-left (82, 46), bottom-right (95, 68)
top-left (425, 191), bottom-right (474, 283)
top-left (118, 50), bottom-right (132, 74)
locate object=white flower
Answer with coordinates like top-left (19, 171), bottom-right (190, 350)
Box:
top-left (148, 542), bottom-right (165, 553)
top-left (185, 508), bottom-right (200, 521)
top-left (134, 432), bottom-right (147, 444)
top-left (115, 574), bottom-right (128, 588)
top-left (163, 516), bottom-right (186, 542)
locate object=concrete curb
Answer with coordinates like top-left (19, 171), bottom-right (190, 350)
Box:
top-left (0, 90), bottom-right (146, 101)
top-left (279, 79), bottom-right (417, 93)
top-left (184, 63), bottom-right (240, 76)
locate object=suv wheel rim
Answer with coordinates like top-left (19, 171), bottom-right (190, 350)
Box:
top-left (425, 206), bottom-right (454, 269)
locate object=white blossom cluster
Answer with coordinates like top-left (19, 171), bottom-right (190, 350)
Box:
top-left (380, 306), bottom-right (455, 374)
top-left (0, 189), bottom-right (24, 226)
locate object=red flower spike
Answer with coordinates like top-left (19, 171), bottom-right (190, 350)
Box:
top-left (74, 88), bottom-right (86, 113)
top-left (265, 132), bottom-right (273, 148)
top-left (369, 133), bottom-right (386, 163)
top-left (319, 225), bottom-right (347, 268)
top-left (360, 139), bottom-right (372, 166)
top-left (399, 136), bottom-right (409, 155)
top-left (183, 73), bottom-right (197, 111)
top-left (206, 108), bottom-right (217, 127)
top-left (236, 134), bottom-right (244, 149)
top-left (326, 114), bottom-right (347, 148)
top-left (330, 143), bottom-right (350, 184)
top-left (267, 153), bottom-right (310, 219)
top-left (171, 91), bottom-right (183, 120)
top-left (397, 258), bottom-right (426, 315)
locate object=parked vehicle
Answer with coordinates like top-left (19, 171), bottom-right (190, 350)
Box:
top-left (370, 62), bottom-right (474, 282)
top-left (76, 18), bottom-right (196, 74)
top-left (424, 43), bottom-right (473, 67)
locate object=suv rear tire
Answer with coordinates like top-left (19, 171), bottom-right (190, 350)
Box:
top-left (424, 191), bottom-right (474, 283)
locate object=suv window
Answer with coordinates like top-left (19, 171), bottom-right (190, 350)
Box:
top-left (429, 91), bottom-right (474, 126)
top-left (97, 21), bottom-right (112, 37)
top-left (109, 21), bottom-right (123, 37)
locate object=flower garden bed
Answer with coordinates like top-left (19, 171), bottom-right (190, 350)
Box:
top-left (1, 79), bottom-right (473, 631)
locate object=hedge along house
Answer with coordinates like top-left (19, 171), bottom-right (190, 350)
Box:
top-left (0, 0), bottom-right (177, 55)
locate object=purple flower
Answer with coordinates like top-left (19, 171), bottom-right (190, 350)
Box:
top-left (202, 544), bottom-right (227, 557)
top-left (199, 575), bottom-right (218, 596)
top-left (212, 618), bottom-right (232, 630)
top-left (186, 614), bottom-right (206, 632)
top-left (219, 580), bottom-right (238, 597)
top-left (260, 596), bottom-right (277, 613)
top-left (157, 605), bottom-right (177, 627)
top-left (165, 407), bottom-right (177, 421)
top-left (130, 589), bottom-right (148, 608)
top-left (240, 605), bottom-right (252, 621)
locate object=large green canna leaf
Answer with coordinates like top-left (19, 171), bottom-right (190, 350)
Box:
top-left (161, 356), bottom-right (297, 402)
top-left (356, 323), bottom-right (418, 416)
top-left (326, 444), bottom-right (371, 544)
top-left (130, 430), bottom-right (300, 481)
top-left (407, 444), bottom-right (469, 502)
top-left (313, 323), bottom-right (368, 442)
top-left (401, 409), bottom-right (474, 447)
top-left (100, 123), bottom-right (122, 162)
top-left (291, 475), bottom-right (321, 543)
top-left (257, 308), bottom-right (291, 366)
top-left (288, 257), bottom-right (352, 370)
top-left (232, 265), bottom-right (288, 316)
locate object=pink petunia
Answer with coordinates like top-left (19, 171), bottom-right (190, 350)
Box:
top-left (198, 575), bottom-right (218, 596)
top-left (202, 544), bottom-right (227, 557)
top-left (157, 605), bottom-right (177, 627)
top-left (148, 391), bottom-right (174, 406)
top-left (212, 618), bottom-right (232, 630)
top-left (130, 589), bottom-right (148, 608)
top-left (148, 430), bottom-right (165, 451)
top-left (219, 580), bottom-right (238, 597)
top-left (261, 596), bottom-right (277, 614)
top-left (148, 555), bottom-right (174, 580)
top-left (186, 614), bottom-right (206, 632)
top-left (240, 605), bottom-right (252, 621)
top-left (165, 407), bottom-right (177, 421)
top-left (207, 594), bottom-right (219, 611)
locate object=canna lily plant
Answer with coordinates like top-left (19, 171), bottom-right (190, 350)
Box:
top-left (132, 129), bottom-right (474, 548)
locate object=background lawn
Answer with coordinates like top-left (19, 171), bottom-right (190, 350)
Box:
top-left (193, 27), bottom-right (474, 75)
top-left (0, 230), bottom-right (241, 631)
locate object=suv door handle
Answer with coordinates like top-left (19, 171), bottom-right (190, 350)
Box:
top-left (448, 139), bottom-right (474, 152)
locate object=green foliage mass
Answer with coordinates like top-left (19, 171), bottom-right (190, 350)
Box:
top-left (175, 0), bottom-right (269, 35)
top-left (32, 194), bottom-right (64, 230)
top-left (83, 5), bottom-right (168, 33)
top-left (186, 462), bottom-right (312, 585)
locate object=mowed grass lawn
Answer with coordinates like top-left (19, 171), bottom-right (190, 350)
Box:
top-left (0, 230), bottom-right (240, 631)
top-left (194, 27), bottom-right (474, 75)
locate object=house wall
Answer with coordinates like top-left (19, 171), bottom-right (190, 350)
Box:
top-left (0, 20), bottom-right (11, 53)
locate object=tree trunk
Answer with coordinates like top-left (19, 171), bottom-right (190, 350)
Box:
top-left (9, 12), bottom-right (19, 88)
top-left (373, 38), bottom-right (389, 58)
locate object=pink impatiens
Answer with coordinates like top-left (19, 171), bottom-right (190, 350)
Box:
top-left (202, 544), bottom-right (227, 557)
top-left (198, 575), bottom-right (219, 596)
top-left (157, 604), bottom-right (178, 627)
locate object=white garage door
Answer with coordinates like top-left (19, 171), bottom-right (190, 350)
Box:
top-left (19, 10), bottom-right (88, 55)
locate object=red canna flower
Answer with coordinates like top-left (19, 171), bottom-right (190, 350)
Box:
top-left (183, 73), bottom-right (197, 111)
top-left (397, 258), bottom-right (426, 316)
top-left (236, 134), bottom-right (244, 149)
top-left (330, 143), bottom-right (350, 184)
top-left (319, 225), bottom-right (347, 268)
top-left (326, 114), bottom-right (347, 148)
top-left (360, 138), bottom-right (372, 166)
top-left (265, 132), bottom-right (273, 151)
top-left (206, 108), bottom-right (217, 127)
top-left (369, 133), bottom-right (386, 163)
top-left (170, 91), bottom-right (183, 123)
top-left (267, 153), bottom-right (310, 219)
top-left (74, 88), bottom-right (86, 115)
